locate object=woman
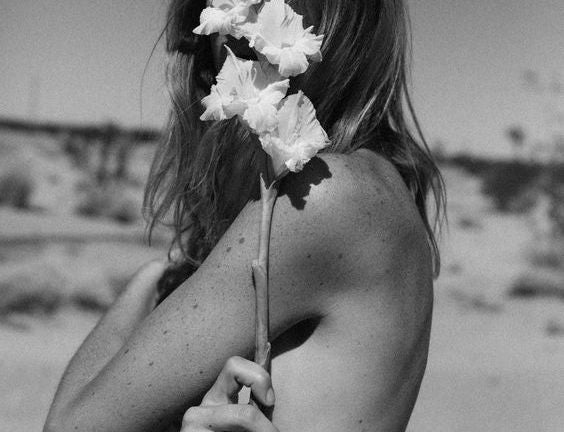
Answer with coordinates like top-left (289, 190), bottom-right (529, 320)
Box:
top-left (45, 0), bottom-right (444, 430)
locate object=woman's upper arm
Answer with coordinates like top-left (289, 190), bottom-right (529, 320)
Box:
top-left (60, 158), bottom-right (358, 432)
top-left (62, 202), bottom-right (263, 430)
top-left (58, 153), bottom-right (431, 432)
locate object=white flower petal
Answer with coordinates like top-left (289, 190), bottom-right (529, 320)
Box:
top-left (308, 50), bottom-right (323, 63)
top-left (199, 47), bottom-right (290, 133)
top-left (200, 86), bottom-right (228, 121)
top-left (259, 46), bottom-right (282, 68)
top-left (252, 0), bottom-right (285, 47)
top-left (193, 7), bottom-right (233, 35)
top-left (289, 93), bottom-right (328, 149)
top-left (212, 0), bottom-right (237, 9)
top-left (251, 0), bottom-right (323, 76)
top-left (243, 102), bottom-right (278, 133)
top-left (251, 60), bottom-right (285, 89)
top-left (223, 100), bottom-right (248, 118)
top-left (295, 31), bottom-right (324, 58)
top-left (238, 20), bottom-right (259, 41)
top-left (259, 80), bottom-right (290, 106)
top-left (259, 91), bottom-right (329, 176)
top-left (215, 47), bottom-right (254, 94)
top-left (194, 0), bottom-right (261, 38)
top-left (285, 158), bottom-right (306, 172)
top-left (278, 48), bottom-right (309, 77)
top-left (258, 134), bottom-right (288, 176)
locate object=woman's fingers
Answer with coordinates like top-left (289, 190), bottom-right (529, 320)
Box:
top-left (182, 404), bottom-right (279, 432)
top-left (185, 358), bottom-right (278, 431)
top-left (201, 356), bottom-right (275, 407)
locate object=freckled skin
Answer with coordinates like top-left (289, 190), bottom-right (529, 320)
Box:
top-left (45, 151), bottom-right (432, 432)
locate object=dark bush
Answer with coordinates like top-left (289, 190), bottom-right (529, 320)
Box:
top-left (108, 198), bottom-right (140, 224)
top-left (481, 161), bottom-right (540, 212)
top-left (0, 168), bottom-right (34, 209)
top-left (508, 273), bottom-right (564, 301)
top-left (75, 182), bottom-right (140, 224)
top-left (75, 188), bottom-right (109, 218)
top-left (445, 153), bottom-right (492, 176)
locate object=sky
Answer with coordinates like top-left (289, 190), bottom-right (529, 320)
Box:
top-left (1, 0), bottom-right (563, 156)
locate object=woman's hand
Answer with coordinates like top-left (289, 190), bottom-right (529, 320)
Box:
top-left (181, 357), bottom-right (279, 432)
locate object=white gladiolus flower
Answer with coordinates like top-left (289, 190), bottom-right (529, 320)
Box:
top-left (200, 47), bottom-right (290, 133)
top-left (193, 0), bottom-right (262, 39)
top-left (250, 0), bottom-right (323, 77)
top-left (193, 2), bottom-right (329, 371)
top-left (259, 91), bottom-right (330, 177)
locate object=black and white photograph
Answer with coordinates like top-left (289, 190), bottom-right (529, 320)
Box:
top-left (0, 0), bottom-right (563, 431)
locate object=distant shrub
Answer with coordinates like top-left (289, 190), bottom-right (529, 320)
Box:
top-left (446, 263), bottom-right (463, 275)
top-left (71, 293), bottom-right (109, 312)
top-left (508, 272), bottom-right (564, 301)
top-left (481, 161), bottom-right (540, 212)
top-left (0, 256), bottom-right (119, 319)
top-left (457, 216), bottom-right (482, 230)
top-left (61, 134), bottom-right (90, 168)
top-left (444, 153), bottom-right (492, 176)
top-left (0, 139), bottom-right (17, 157)
top-left (75, 182), bottom-right (140, 224)
top-left (547, 182), bottom-right (564, 236)
top-left (75, 187), bottom-right (110, 218)
top-left (65, 263), bottom-right (115, 312)
top-left (108, 198), bottom-right (139, 224)
top-left (546, 319), bottom-right (564, 337)
top-left (443, 155), bottom-right (564, 214)
top-left (0, 261), bottom-right (66, 316)
top-left (450, 290), bottom-right (502, 313)
top-left (529, 245), bottom-right (564, 269)
top-left (0, 168), bottom-right (34, 209)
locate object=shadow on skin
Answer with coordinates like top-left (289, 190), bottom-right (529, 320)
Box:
top-left (271, 316), bottom-right (322, 359)
top-left (278, 157), bottom-right (332, 211)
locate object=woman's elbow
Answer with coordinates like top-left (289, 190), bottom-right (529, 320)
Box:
top-left (43, 417), bottom-right (62, 432)
top-left (43, 415), bottom-right (64, 432)
top-left (43, 401), bottom-right (77, 432)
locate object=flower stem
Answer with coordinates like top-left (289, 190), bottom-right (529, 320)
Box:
top-left (250, 175), bottom-right (278, 416)
top-left (252, 175), bottom-right (278, 372)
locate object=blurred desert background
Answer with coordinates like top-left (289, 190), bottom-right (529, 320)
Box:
top-left (1, 0), bottom-right (563, 431)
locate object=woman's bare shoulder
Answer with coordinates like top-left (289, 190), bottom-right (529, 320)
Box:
top-left (272, 149), bottom-right (429, 258)
top-left (263, 149), bottom-right (433, 311)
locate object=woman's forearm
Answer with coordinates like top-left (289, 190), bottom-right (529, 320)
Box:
top-left (44, 261), bottom-right (166, 430)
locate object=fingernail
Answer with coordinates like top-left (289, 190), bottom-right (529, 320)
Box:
top-left (266, 388), bottom-right (275, 405)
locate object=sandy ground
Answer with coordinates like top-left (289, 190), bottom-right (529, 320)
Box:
top-left (0, 310), bottom-right (99, 431)
top-left (0, 145), bottom-right (563, 431)
top-left (409, 168), bottom-right (564, 432)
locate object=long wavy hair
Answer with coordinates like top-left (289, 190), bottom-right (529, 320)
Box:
top-left (144, 0), bottom-right (445, 300)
